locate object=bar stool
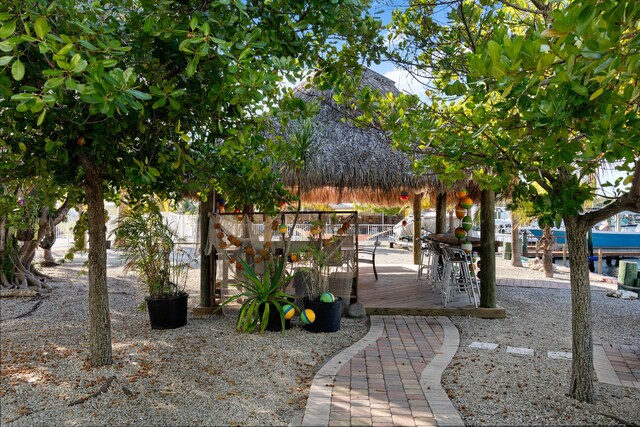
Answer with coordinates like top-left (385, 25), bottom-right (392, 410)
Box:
top-left (417, 237), bottom-right (431, 280)
top-left (441, 245), bottom-right (479, 308)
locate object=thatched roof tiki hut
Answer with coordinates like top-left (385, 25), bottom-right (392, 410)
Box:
top-left (284, 68), bottom-right (477, 262)
top-left (284, 67), bottom-right (498, 308)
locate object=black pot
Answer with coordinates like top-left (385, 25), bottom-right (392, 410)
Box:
top-left (304, 297), bottom-right (342, 333)
top-left (259, 300), bottom-right (293, 332)
top-left (147, 293), bottom-right (188, 330)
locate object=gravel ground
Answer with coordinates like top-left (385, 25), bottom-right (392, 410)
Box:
top-left (0, 252), bottom-right (368, 426)
top-left (1, 248), bottom-right (639, 426)
top-left (442, 258), bottom-right (640, 426)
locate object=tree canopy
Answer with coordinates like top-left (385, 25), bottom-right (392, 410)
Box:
top-left (1, 0), bottom-right (383, 366)
top-left (372, 0), bottom-right (640, 403)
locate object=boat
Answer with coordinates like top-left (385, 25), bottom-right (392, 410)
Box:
top-left (525, 214), bottom-right (640, 253)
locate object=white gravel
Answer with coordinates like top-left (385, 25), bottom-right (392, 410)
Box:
top-left (1, 248), bottom-right (638, 426)
top-left (0, 251), bottom-right (368, 426)
top-left (442, 257), bottom-right (640, 426)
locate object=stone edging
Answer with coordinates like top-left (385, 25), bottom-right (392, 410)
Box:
top-left (419, 316), bottom-right (465, 426)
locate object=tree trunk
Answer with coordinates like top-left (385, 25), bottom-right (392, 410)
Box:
top-left (542, 225), bottom-right (554, 278)
top-left (564, 215), bottom-right (594, 403)
top-left (79, 153), bottom-right (113, 367)
top-left (511, 219), bottom-right (522, 267)
top-left (43, 248), bottom-right (56, 265)
top-left (479, 189), bottom-right (496, 308)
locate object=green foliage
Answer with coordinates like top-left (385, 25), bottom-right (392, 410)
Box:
top-left (113, 207), bottom-right (183, 299)
top-left (379, 0), bottom-right (639, 225)
top-left (222, 257), bottom-right (297, 335)
top-left (66, 210), bottom-right (88, 258)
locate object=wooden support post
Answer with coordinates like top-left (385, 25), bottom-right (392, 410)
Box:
top-left (479, 189), bottom-right (496, 308)
top-left (435, 192), bottom-right (447, 234)
top-left (193, 190), bottom-right (218, 316)
top-left (413, 193), bottom-right (422, 265)
top-left (562, 244), bottom-right (567, 266)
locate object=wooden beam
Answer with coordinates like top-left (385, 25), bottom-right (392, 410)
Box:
top-left (413, 193), bottom-right (422, 264)
top-left (435, 192), bottom-right (447, 234)
top-left (366, 306), bottom-right (507, 319)
top-left (198, 190), bottom-right (214, 308)
top-left (479, 189), bottom-right (497, 308)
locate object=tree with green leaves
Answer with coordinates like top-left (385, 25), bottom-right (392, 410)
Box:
top-left (1, 0), bottom-right (382, 366)
top-left (374, 0), bottom-right (639, 402)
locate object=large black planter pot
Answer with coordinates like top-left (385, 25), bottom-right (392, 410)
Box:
top-left (259, 304), bottom-right (292, 332)
top-left (147, 293), bottom-right (188, 330)
top-left (304, 297), bottom-right (342, 333)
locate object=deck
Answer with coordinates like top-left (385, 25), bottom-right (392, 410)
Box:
top-left (356, 263), bottom-right (506, 318)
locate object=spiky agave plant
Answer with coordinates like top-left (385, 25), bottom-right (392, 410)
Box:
top-left (223, 256), bottom-right (297, 334)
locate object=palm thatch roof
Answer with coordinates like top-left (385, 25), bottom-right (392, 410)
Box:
top-left (283, 68), bottom-right (473, 207)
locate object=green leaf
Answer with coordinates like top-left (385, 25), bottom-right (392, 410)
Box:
top-left (34, 17), bottom-right (49, 39)
top-left (18, 142), bottom-right (26, 151)
top-left (11, 58), bottom-right (25, 81)
top-left (10, 93), bottom-right (33, 101)
top-left (186, 57), bottom-right (197, 76)
top-left (589, 87), bottom-right (603, 101)
top-left (487, 40), bottom-right (501, 63)
top-left (37, 108), bottom-right (46, 126)
top-left (78, 39), bottom-right (98, 51)
top-left (0, 55), bottom-right (11, 66)
top-left (56, 43), bottom-right (73, 56)
top-left (0, 40), bottom-right (14, 52)
top-left (126, 89), bottom-right (152, 100)
top-left (72, 60), bottom-right (88, 73)
top-left (44, 76), bottom-right (65, 89)
top-left (0, 20), bottom-right (16, 38)
top-left (541, 27), bottom-right (567, 37)
top-left (570, 83), bottom-right (588, 97)
top-left (152, 97), bottom-right (166, 109)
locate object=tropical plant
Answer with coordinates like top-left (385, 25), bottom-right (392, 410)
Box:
top-left (295, 237), bottom-right (344, 301)
top-left (113, 208), bottom-right (188, 299)
top-left (223, 256), bottom-right (297, 334)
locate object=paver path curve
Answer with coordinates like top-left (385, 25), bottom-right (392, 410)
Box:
top-left (302, 316), bottom-right (463, 427)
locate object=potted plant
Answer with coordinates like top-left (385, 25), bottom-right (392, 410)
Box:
top-left (296, 239), bottom-right (344, 333)
top-left (222, 256), bottom-right (298, 334)
top-left (113, 207), bottom-right (190, 330)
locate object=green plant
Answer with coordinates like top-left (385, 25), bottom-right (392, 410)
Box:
top-left (296, 237), bottom-right (343, 301)
top-left (223, 256), bottom-right (297, 334)
top-left (113, 208), bottom-right (187, 299)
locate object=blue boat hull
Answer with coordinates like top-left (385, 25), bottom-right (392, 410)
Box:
top-left (527, 228), bottom-right (640, 249)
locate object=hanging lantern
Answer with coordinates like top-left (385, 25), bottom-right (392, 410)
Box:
top-left (454, 227), bottom-right (467, 240)
top-left (461, 215), bottom-right (473, 231)
top-left (399, 191), bottom-right (410, 202)
top-left (455, 204), bottom-right (466, 219)
top-left (456, 189), bottom-right (467, 198)
top-left (460, 196), bottom-right (473, 210)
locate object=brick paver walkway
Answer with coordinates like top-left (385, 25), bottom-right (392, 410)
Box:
top-left (599, 343), bottom-right (640, 388)
top-left (302, 316), bottom-right (463, 427)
